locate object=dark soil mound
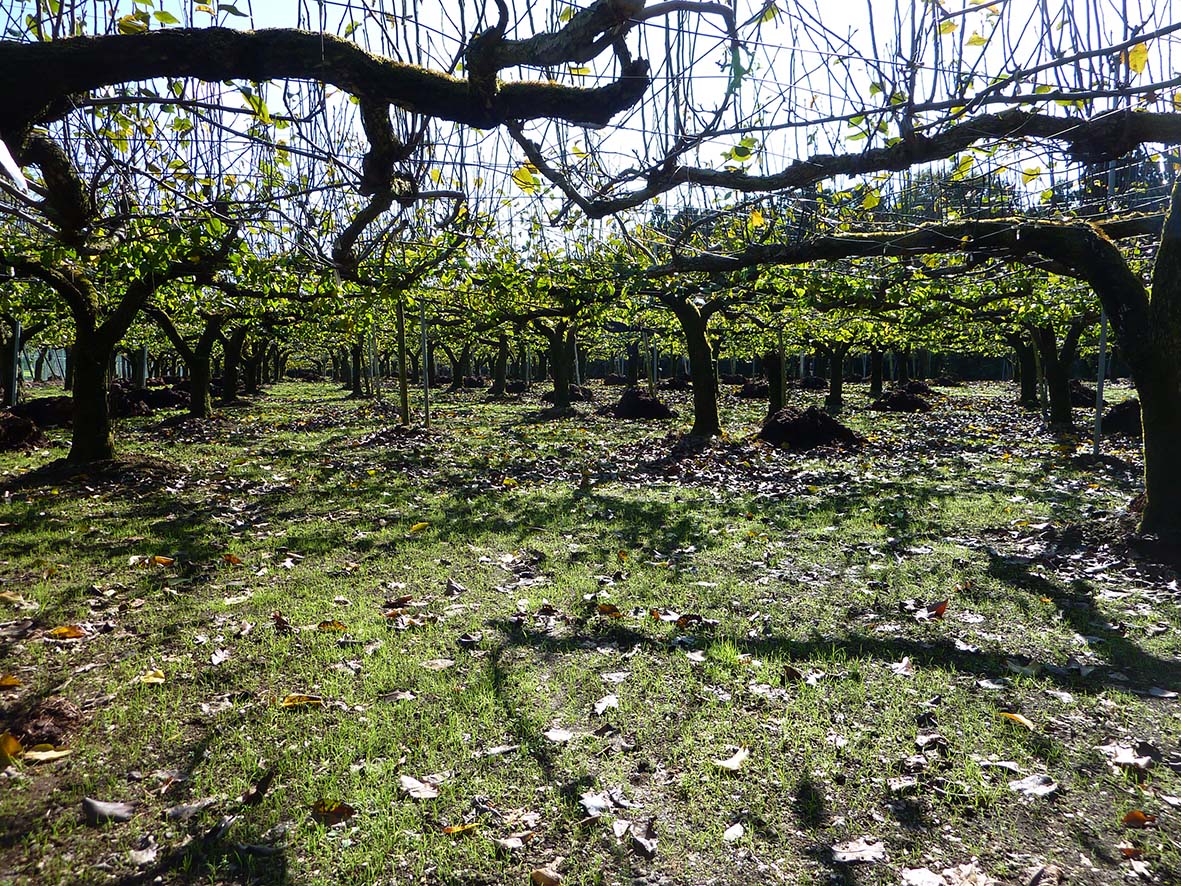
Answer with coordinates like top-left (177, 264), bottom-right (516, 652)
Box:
top-left (1102, 398), bottom-right (1141, 436)
top-left (11, 396), bottom-right (72, 427)
top-left (7, 696), bottom-right (84, 746)
top-left (461, 376), bottom-right (487, 389)
top-left (286, 368), bottom-right (322, 381)
top-left (900, 380), bottom-right (934, 396)
top-left (720, 373), bottom-right (748, 386)
top-left (799, 375), bottom-right (827, 390)
top-left (608, 387), bottom-right (675, 420)
top-left (0, 412), bottom-right (46, 450)
top-left (109, 383), bottom-right (154, 418)
top-left (142, 386), bottom-right (189, 409)
top-left (738, 379), bottom-right (770, 399)
top-left (659, 376), bottom-right (692, 391)
top-left (504, 380), bottom-right (528, 395)
top-left (870, 390), bottom-right (932, 413)
top-left (603, 373), bottom-right (630, 387)
top-left (541, 384), bottom-right (594, 403)
top-left (758, 406), bottom-right (863, 451)
top-left (1070, 379), bottom-right (1104, 407)
top-left (931, 375), bottom-right (964, 387)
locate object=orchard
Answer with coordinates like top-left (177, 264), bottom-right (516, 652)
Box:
top-left (1, 1), bottom-right (1180, 883)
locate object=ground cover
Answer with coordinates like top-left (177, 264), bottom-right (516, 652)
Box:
top-left (0, 380), bottom-right (1177, 886)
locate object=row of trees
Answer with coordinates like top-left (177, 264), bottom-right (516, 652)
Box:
top-left (1, 0), bottom-right (1180, 536)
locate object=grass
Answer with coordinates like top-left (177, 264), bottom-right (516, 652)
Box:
top-left (0, 378), bottom-right (1177, 885)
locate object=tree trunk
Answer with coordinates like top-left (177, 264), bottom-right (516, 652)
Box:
top-left (1031, 324), bottom-right (1077, 428)
top-left (763, 350), bottom-right (784, 419)
top-left (626, 341), bottom-right (640, 386)
top-left (220, 327), bottom-right (247, 404)
top-left (896, 347), bottom-right (911, 384)
top-left (545, 323), bottom-right (572, 411)
top-left (825, 345), bottom-right (848, 411)
top-left (68, 332), bottom-right (115, 463)
top-left (869, 349), bottom-right (883, 397)
top-left (350, 338), bottom-right (363, 398)
top-left (672, 303), bottom-right (720, 437)
top-left (489, 333), bottom-right (509, 397)
top-left (64, 345), bottom-right (73, 391)
top-left (1012, 338), bottom-right (1039, 408)
top-left (447, 342), bottom-right (472, 393)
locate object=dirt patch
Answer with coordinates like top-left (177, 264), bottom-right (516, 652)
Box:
top-left (7, 696), bottom-right (85, 746)
top-left (738, 379), bottom-right (769, 399)
top-left (1102, 398), bottom-right (1141, 436)
top-left (603, 374), bottom-right (629, 387)
top-left (798, 376), bottom-right (827, 391)
top-left (931, 375), bottom-right (965, 387)
top-left (870, 389), bottom-right (932, 413)
top-left (602, 387), bottom-right (675, 420)
top-left (0, 412), bottom-right (47, 450)
top-left (659, 376), bottom-right (692, 391)
top-left (503, 381), bottom-right (528, 395)
top-left (1070, 379), bottom-right (1103, 407)
top-left (900, 380), bottom-right (934, 396)
top-left (758, 406), bottom-right (863, 451)
top-left (720, 373), bottom-right (747, 385)
top-left (11, 396), bottom-right (72, 428)
top-left (541, 385), bottom-right (594, 403)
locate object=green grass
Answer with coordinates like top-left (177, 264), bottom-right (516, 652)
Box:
top-left (0, 379), bottom-right (1177, 885)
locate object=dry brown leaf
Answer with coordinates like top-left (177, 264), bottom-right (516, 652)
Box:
top-left (311, 799), bottom-right (356, 826)
top-left (531, 868), bottom-right (561, 886)
top-left (317, 620), bottom-right (347, 632)
top-left (1124, 810), bottom-right (1157, 828)
top-left (399, 774), bottom-right (439, 800)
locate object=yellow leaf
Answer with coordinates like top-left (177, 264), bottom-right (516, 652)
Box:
top-left (749, 208), bottom-right (765, 229)
top-left (280, 693), bottom-right (324, 708)
top-left (967, 32), bottom-right (988, 47)
top-left (861, 190), bottom-right (881, 210)
top-left (409, 521), bottom-right (430, 533)
top-left (511, 165), bottom-right (539, 194)
top-left (429, 169), bottom-right (442, 184)
top-left (317, 619), bottom-right (347, 632)
top-left (568, 66), bottom-right (591, 76)
top-left (571, 142), bottom-right (588, 160)
top-left (1021, 166), bottom-right (1041, 185)
top-left (23, 745), bottom-right (72, 763)
top-left (938, 20), bottom-right (957, 35)
top-left (503, 477), bottom-right (519, 487)
top-left (998, 712), bottom-right (1035, 730)
top-left (47, 625), bottom-right (86, 640)
top-left (137, 669), bottom-right (166, 685)
top-left (1125, 42), bottom-right (1149, 75)
top-left (151, 555), bottom-right (175, 567)
top-left (0, 732), bottom-right (22, 766)
top-left (0, 675), bottom-right (20, 689)
top-left (442, 821), bottom-right (479, 835)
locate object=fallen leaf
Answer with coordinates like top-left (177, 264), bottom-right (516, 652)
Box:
top-left (399, 774), bottom-right (439, 800)
top-left (891, 657), bottom-right (915, 677)
top-left (23, 744), bottom-right (72, 762)
top-left (597, 602), bottom-right (623, 618)
top-left (442, 822), bottom-right (478, 835)
top-left (223, 553), bottom-right (243, 566)
top-left (0, 731), bottom-right (23, 766)
top-left (47, 624), bottom-right (86, 640)
top-left (311, 799), bottom-right (356, 826)
top-left (998, 712), bottom-right (1035, 730)
top-left (317, 619), bottom-right (347, 632)
top-left (543, 727), bottom-right (574, 743)
top-left (713, 747), bottom-right (750, 771)
top-left (832, 837), bottom-right (886, 863)
top-left (1123, 809), bottom-right (1157, 828)
top-left (903, 868), bottom-right (946, 886)
top-left (151, 555), bottom-right (175, 566)
top-left (531, 868), bottom-right (561, 886)
top-left (0, 675), bottom-right (20, 689)
top-left (128, 836), bottom-right (158, 867)
top-left (210, 649), bottom-right (230, 666)
top-left (1008, 774), bottom-right (1058, 797)
top-left (136, 669), bottom-right (166, 685)
top-left (630, 817), bottom-right (658, 859)
top-left (915, 600), bottom-right (949, 621)
top-left (722, 822), bottom-right (744, 842)
top-left (420, 658), bottom-right (455, 671)
top-left (279, 693), bottom-right (324, 708)
top-left (593, 694), bottom-right (618, 716)
top-left (82, 797), bottom-right (136, 825)
top-left (409, 521), bottom-right (430, 533)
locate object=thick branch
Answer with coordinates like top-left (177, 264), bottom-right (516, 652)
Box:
top-left (0, 26), bottom-right (651, 138)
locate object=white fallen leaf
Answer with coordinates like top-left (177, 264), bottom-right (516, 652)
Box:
top-left (399, 774), bottom-right (439, 800)
top-left (420, 658), bottom-right (455, 671)
top-left (713, 747), bottom-right (750, 771)
top-left (902, 868), bottom-right (946, 886)
top-left (832, 837), bottom-right (886, 863)
top-left (722, 822), bottom-right (744, 842)
top-left (1008, 774), bottom-right (1058, 797)
top-left (593, 694), bottom-right (619, 716)
top-left (543, 727), bottom-right (574, 744)
top-left (890, 657), bottom-right (914, 677)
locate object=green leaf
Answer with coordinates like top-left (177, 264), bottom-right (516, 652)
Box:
top-left (152, 10), bottom-right (180, 24)
top-left (219, 3), bottom-right (248, 17)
